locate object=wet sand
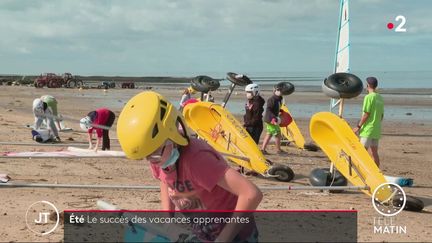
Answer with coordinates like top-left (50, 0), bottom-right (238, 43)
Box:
top-left (0, 86), bottom-right (431, 242)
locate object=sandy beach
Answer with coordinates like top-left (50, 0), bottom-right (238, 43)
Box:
top-left (0, 85), bottom-right (431, 242)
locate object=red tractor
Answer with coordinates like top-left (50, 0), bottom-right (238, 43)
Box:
top-left (34, 73), bottom-right (63, 88)
top-left (34, 72), bottom-right (83, 88)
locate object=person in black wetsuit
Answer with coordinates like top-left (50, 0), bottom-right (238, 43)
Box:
top-left (243, 83), bottom-right (265, 145)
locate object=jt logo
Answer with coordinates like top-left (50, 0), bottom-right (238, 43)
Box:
top-left (34, 212), bottom-right (50, 224)
top-left (26, 201), bottom-right (60, 235)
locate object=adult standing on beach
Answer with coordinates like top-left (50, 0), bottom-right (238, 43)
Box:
top-left (243, 84), bottom-right (265, 145)
top-left (80, 108), bottom-right (116, 152)
top-left (40, 95), bottom-right (61, 130)
top-left (261, 84), bottom-right (286, 155)
top-left (353, 77), bottom-right (384, 167)
top-left (32, 98), bottom-right (61, 142)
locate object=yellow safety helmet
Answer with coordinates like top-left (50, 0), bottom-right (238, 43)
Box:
top-left (117, 91), bottom-right (189, 160)
top-left (188, 87), bottom-right (196, 94)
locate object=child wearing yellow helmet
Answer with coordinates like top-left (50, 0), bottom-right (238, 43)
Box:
top-left (117, 91), bottom-right (262, 242)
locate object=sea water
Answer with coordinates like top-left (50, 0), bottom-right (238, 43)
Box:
top-left (215, 71), bottom-right (432, 89)
top-left (97, 93), bottom-right (430, 122)
top-left (87, 70), bottom-right (431, 121)
top-left (224, 100), bottom-right (432, 121)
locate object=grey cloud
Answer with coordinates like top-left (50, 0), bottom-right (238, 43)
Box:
top-left (0, 0), bottom-right (431, 74)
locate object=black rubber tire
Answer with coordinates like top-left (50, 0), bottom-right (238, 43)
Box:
top-left (55, 79), bottom-right (62, 88)
top-left (281, 140), bottom-right (291, 146)
top-left (304, 142), bottom-right (319, 152)
top-left (76, 80), bottom-right (83, 88)
top-left (275, 82), bottom-right (295, 96)
top-left (109, 82), bottom-right (116, 88)
top-left (322, 72), bottom-right (363, 99)
top-left (265, 158), bottom-right (274, 166)
top-left (309, 168), bottom-right (347, 192)
top-left (49, 80), bottom-right (61, 88)
top-left (268, 165), bottom-right (295, 182)
top-left (226, 72), bottom-right (252, 86)
top-left (309, 168), bottom-right (329, 186)
top-left (190, 75), bottom-right (220, 92)
top-left (402, 195), bottom-right (424, 212)
top-left (35, 81), bottom-right (44, 88)
top-left (67, 80), bottom-right (76, 88)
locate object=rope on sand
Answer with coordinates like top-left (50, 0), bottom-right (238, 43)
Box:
top-left (259, 185), bottom-right (368, 190)
top-left (0, 183), bottom-right (159, 190)
top-left (0, 155), bottom-right (125, 159)
top-left (0, 142), bottom-right (120, 147)
top-left (40, 113), bottom-right (113, 131)
top-left (0, 142), bottom-right (87, 147)
top-left (0, 182), bottom-right (368, 191)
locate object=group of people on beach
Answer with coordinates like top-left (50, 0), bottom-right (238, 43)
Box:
top-left (179, 83), bottom-right (293, 155)
top-left (31, 95), bottom-right (116, 152)
top-left (179, 76), bottom-right (385, 167)
top-left (119, 76), bottom-right (381, 241)
top-left (28, 76), bottom-right (384, 241)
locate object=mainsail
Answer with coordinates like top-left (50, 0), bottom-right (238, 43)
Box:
top-left (330, 0), bottom-right (350, 110)
top-left (335, 0), bottom-right (350, 73)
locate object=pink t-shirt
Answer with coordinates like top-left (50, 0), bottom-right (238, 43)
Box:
top-left (150, 138), bottom-right (255, 241)
top-left (151, 138), bottom-right (237, 211)
top-left (88, 108), bottom-right (111, 138)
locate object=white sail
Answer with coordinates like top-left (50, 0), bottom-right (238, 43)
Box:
top-left (335, 0), bottom-right (350, 73)
top-left (330, 0), bottom-right (350, 110)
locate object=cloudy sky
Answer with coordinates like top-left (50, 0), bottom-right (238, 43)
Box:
top-left (0, 0), bottom-right (431, 76)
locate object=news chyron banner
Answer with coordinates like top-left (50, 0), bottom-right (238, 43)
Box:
top-left (64, 210), bottom-right (357, 242)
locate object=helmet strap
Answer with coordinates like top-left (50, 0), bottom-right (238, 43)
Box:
top-left (176, 117), bottom-right (189, 142)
